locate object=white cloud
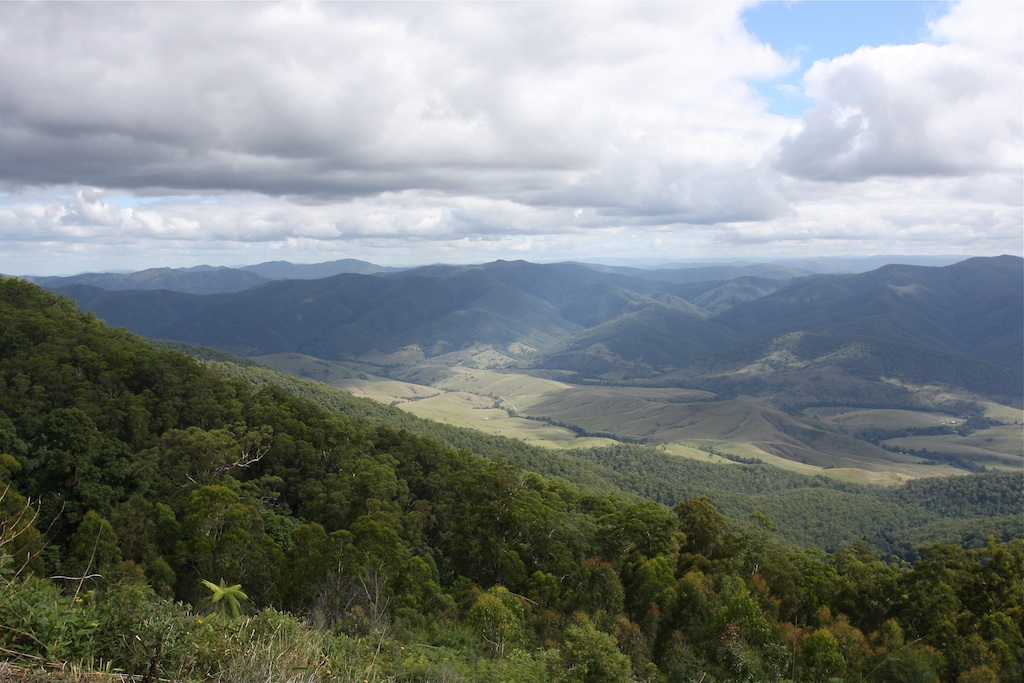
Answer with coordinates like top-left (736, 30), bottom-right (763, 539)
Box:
top-left (0, 1), bottom-right (1020, 274)
top-left (0, 2), bottom-right (787, 205)
top-left (774, 1), bottom-right (1023, 180)
top-left (716, 173), bottom-right (1024, 255)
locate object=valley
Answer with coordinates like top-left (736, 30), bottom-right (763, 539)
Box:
top-left (5, 4), bottom-right (1021, 678)
top-left (41, 254), bottom-right (1024, 484)
top-left (4, 273), bottom-right (1023, 683)
top-left (255, 345), bottom-right (1022, 486)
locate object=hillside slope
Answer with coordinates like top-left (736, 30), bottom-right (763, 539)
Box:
top-left (48, 256), bottom-right (1024, 452)
top-left (715, 255), bottom-right (1023, 371)
top-left (21, 258), bottom-right (399, 293)
top-left (2, 277), bottom-right (1022, 683)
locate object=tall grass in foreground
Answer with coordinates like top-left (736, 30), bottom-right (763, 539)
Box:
top-left (0, 565), bottom-right (562, 683)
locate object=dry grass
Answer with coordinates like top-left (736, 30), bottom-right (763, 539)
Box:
top-left (252, 351), bottom-right (1023, 482)
top-left (0, 662), bottom-right (134, 683)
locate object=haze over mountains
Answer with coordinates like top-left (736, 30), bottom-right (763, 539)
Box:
top-left (34, 254), bottom-right (1023, 479)
top-left (41, 256), bottom-right (1021, 375)
top-left (22, 258), bottom-right (401, 294)
top-left (21, 254), bottom-right (967, 293)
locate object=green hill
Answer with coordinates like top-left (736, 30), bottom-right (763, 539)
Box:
top-left (716, 255), bottom-right (1024, 371)
top-left (42, 256), bottom-right (1024, 482)
top-left (52, 257), bottom-right (1022, 384)
top-left (2, 277), bottom-right (1023, 683)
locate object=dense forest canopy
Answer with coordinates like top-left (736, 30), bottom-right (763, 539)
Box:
top-left (1, 277), bottom-right (1022, 682)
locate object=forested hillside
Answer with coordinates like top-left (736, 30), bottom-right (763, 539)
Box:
top-left (23, 259), bottom-right (398, 294)
top-left (2, 277), bottom-right (1023, 682)
top-left (172, 349), bottom-right (1024, 558)
top-left (51, 256), bottom-right (1023, 405)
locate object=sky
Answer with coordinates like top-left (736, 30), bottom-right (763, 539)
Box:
top-left (0, 1), bottom-right (1021, 276)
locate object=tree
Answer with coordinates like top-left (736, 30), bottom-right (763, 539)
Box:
top-left (281, 521), bottom-right (336, 610)
top-left (22, 407), bottom-right (125, 527)
top-left (801, 628), bottom-right (845, 682)
top-left (624, 555), bottom-right (676, 624)
top-left (553, 616), bottom-right (632, 682)
top-left (201, 578), bottom-right (249, 623)
top-left (564, 557), bottom-right (626, 623)
top-left (675, 496), bottom-right (731, 560)
top-left (61, 510), bottom-right (123, 582)
top-left (178, 484), bottom-right (282, 604)
top-left (467, 585), bottom-right (527, 656)
top-left (0, 481), bottom-right (43, 575)
top-left (598, 500), bottom-right (679, 565)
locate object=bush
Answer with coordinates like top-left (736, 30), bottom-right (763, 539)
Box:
top-left (0, 569), bottom-right (95, 662)
top-left (84, 581), bottom-right (197, 679)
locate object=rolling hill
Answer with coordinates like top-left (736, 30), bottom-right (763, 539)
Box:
top-left (2, 274), bottom-right (1022, 683)
top-left (25, 265), bottom-right (271, 294)
top-left (43, 255), bottom-right (1024, 476)
top-left (21, 258), bottom-right (397, 294)
top-left (714, 255), bottom-right (1023, 370)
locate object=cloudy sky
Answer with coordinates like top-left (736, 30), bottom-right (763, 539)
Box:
top-left (1, 1), bottom-right (1021, 275)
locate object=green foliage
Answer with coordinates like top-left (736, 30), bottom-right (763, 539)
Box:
top-left (84, 581), bottom-right (196, 679)
top-left (888, 472), bottom-right (1024, 518)
top-left (201, 578), bottom-right (249, 623)
top-left (0, 482), bottom-right (43, 575)
top-left (2, 276), bottom-right (1022, 682)
top-left (801, 628), bottom-right (846, 682)
top-left (0, 567), bottom-right (95, 662)
top-left (467, 585), bottom-right (528, 655)
top-left (553, 617), bottom-right (633, 682)
top-left (61, 510), bottom-right (122, 583)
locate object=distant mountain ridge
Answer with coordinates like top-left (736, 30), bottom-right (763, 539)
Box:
top-left (21, 254), bottom-right (969, 294)
top-left (23, 258), bottom-right (397, 293)
top-left (48, 256), bottom-right (1023, 406)
top-left (714, 255), bottom-right (1023, 370)
top-left (240, 258), bottom-right (400, 279)
top-left (24, 266), bottom-right (271, 294)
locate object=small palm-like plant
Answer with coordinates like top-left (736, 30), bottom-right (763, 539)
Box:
top-left (201, 578), bottom-right (248, 623)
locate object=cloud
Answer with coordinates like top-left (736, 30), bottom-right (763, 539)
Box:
top-left (0, 1), bottom-right (1020, 274)
top-left (0, 2), bottom-right (788, 214)
top-left (774, 1), bottom-right (1023, 181)
top-left (713, 172), bottom-right (1024, 256)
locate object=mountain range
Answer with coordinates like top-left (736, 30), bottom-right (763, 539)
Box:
top-left (21, 258), bottom-right (398, 294)
top-left (21, 254), bottom-right (968, 294)
top-left (3, 262), bottom-right (1021, 683)
top-left (45, 256), bottom-right (1021, 388)
top-left (34, 254), bottom-right (1023, 478)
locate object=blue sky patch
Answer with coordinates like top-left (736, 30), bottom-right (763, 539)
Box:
top-left (743, 1), bottom-right (950, 117)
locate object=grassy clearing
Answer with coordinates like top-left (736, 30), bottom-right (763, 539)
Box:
top-left (883, 424), bottom-right (1024, 471)
top-left (660, 442), bottom-right (738, 465)
top-left (398, 390), bottom-right (617, 448)
top-left (812, 408), bottom-right (958, 430)
top-left (655, 439), bottom-right (941, 485)
top-left (251, 352), bottom-right (1017, 482)
top-left (808, 405), bottom-right (1023, 472)
top-left (814, 468), bottom-right (917, 486)
top-left (426, 367), bottom-right (572, 409)
top-left (336, 378), bottom-right (441, 403)
top-left (980, 401), bottom-right (1024, 423)
top-left (361, 344), bottom-right (428, 365)
top-left (525, 390), bottom-right (736, 441)
top-left (430, 343), bottom-right (525, 367)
